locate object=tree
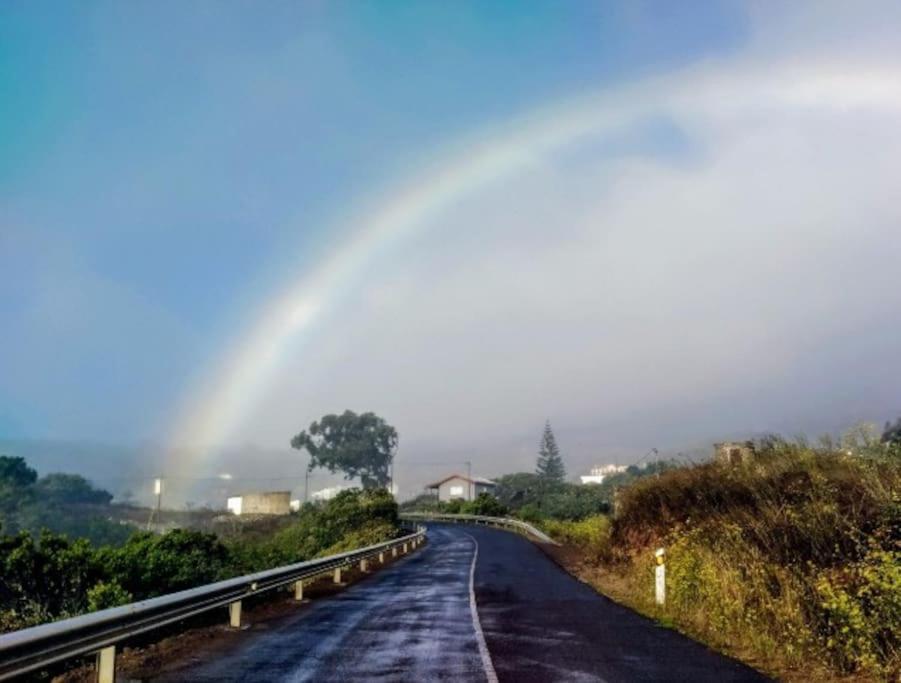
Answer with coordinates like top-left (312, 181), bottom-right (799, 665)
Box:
top-left (536, 420), bottom-right (565, 486)
top-left (0, 456), bottom-right (37, 489)
top-left (882, 417), bottom-right (901, 445)
top-left (36, 473), bottom-right (113, 505)
top-left (290, 411), bottom-right (397, 489)
top-left (0, 456), bottom-right (37, 520)
top-left (494, 472), bottom-right (542, 509)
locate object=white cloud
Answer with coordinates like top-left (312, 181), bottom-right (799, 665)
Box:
top-left (236, 52), bottom-right (901, 491)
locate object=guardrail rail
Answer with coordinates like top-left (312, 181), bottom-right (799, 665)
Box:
top-left (0, 526), bottom-right (425, 682)
top-left (400, 512), bottom-right (558, 545)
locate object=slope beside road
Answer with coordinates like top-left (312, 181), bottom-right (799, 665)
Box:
top-left (158, 524), bottom-right (768, 682)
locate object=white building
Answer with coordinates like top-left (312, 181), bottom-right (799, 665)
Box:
top-left (311, 485), bottom-right (352, 502)
top-left (580, 464), bottom-right (628, 485)
top-left (426, 474), bottom-right (497, 502)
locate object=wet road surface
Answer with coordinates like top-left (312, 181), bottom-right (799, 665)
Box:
top-left (163, 524), bottom-right (769, 682)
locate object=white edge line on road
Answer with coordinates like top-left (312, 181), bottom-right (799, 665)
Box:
top-left (465, 532), bottom-right (499, 683)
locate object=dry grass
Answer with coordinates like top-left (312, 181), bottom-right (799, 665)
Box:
top-left (549, 441), bottom-right (900, 681)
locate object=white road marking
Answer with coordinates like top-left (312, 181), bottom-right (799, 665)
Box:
top-left (465, 532), bottom-right (499, 683)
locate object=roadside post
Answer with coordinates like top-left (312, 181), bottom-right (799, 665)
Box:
top-left (655, 548), bottom-right (666, 606)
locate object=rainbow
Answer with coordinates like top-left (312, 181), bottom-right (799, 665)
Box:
top-left (165, 60), bottom-right (901, 471)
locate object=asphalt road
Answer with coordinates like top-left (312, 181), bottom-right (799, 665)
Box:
top-left (161, 524), bottom-right (769, 682)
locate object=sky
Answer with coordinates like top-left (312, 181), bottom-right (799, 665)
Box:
top-left (2, 2), bottom-right (901, 501)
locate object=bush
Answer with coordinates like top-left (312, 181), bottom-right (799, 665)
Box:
top-left (541, 515), bottom-right (611, 557)
top-left (86, 581), bottom-right (132, 612)
top-left (105, 529), bottom-right (232, 598)
top-left (461, 493), bottom-right (507, 516)
top-left (815, 544), bottom-right (901, 674)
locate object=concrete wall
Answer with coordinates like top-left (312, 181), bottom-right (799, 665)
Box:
top-left (227, 491), bottom-right (291, 515)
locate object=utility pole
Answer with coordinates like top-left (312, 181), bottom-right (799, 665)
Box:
top-left (147, 477), bottom-right (162, 530)
top-left (304, 467), bottom-right (310, 503)
top-left (465, 460), bottom-right (472, 501)
top-left (389, 458), bottom-right (394, 498)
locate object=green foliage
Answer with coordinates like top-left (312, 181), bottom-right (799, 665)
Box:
top-left (0, 531), bottom-right (107, 628)
top-left (494, 472), bottom-right (542, 508)
top-left (535, 421), bottom-right (565, 486)
top-left (540, 515), bottom-right (611, 557)
top-left (443, 499), bottom-right (464, 514)
top-left (291, 410), bottom-right (397, 489)
top-left (461, 492), bottom-right (507, 516)
top-left (86, 581), bottom-right (132, 612)
top-left (493, 471), bottom-right (610, 521)
top-left (0, 456), bottom-right (37, 489)
top-left (104, 530), bottom-right (232, 598)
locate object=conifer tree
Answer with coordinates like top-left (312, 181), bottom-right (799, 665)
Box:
top-left (536, 420), bottom-right (566, 486)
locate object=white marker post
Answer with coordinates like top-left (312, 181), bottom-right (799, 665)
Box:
top-left (655, 548), bottom-right (666, 606)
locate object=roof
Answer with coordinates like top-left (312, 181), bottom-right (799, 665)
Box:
top-left (425, 474), bottom-right (497, 489)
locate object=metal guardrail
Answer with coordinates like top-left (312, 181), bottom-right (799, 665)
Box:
top-left (400, 512), bottom-right (558, 545)
top-left (0, 526), bottom-right (425, 682)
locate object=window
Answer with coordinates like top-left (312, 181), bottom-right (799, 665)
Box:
top-left (449, 485), bottom-right (464, 497)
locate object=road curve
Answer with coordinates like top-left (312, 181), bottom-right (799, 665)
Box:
top-left (161, 524), bottom-right (768, 682)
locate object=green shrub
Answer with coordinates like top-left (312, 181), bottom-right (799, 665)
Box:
top-left (105, 529), bottom-right (232, 598)
top-left (461, 493), bottom-right (507, 516)
top-left (815, 545), bottom-right (901, 675)
top-left (86, 581), bottom-right (132, 612)
top-left (541, 515), bottom-right (611, 557)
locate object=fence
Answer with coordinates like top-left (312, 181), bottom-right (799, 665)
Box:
top-left (0, 526), bottom-right (425, 682)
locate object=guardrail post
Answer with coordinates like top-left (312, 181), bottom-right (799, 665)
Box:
top-left (392, 546), bottom-right (398, 557)
top-left (333, 567), bottom-right (343, 584)
top-left (96, 645), bottom-right (115, 683)
top-left (360, 558), bottom-right (369, 572)
top-left (655, 548), bottom-right (666, 606)
top-left (228, 601), bottom-right (242, 628)
top-left (402, 542), bottom-right (408, 553)
top-left (379, 551), bottom-right (385, 563)
top-left (293, 580), bottom-right (304, 601)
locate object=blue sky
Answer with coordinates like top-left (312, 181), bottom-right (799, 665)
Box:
top-left (1, 2), bottom-right (745, 440)
top-left (2, 2), bottom-right (901, 495)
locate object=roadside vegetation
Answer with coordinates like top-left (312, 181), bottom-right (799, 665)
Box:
top-left (0, 482), bottom-right (399, 633)
top-left (545, 427), bottom-right (901, 681)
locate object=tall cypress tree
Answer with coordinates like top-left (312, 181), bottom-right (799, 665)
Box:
top-left (536, 420), bottom-right (566, 486)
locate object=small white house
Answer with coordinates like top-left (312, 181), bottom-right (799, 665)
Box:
top-left (426, 474), bottom-right (496, 502)
top-left (580, 464), bottom-right (628, 485)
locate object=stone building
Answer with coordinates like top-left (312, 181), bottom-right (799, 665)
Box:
top-left (714, 441), bottom-right (755, 466)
